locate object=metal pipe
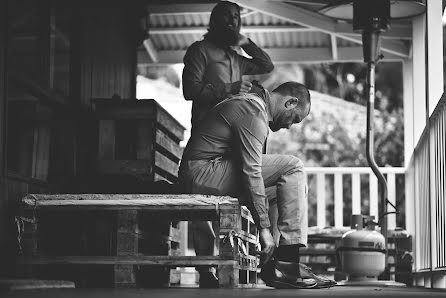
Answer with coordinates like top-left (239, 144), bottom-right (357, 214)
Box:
top-left (365, 61), bottom-right (389, 274)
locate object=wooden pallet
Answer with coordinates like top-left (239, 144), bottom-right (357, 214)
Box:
top-left (16, 194), bottom-right (259, 288)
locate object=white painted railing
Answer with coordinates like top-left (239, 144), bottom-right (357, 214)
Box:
top-left (306, 167), bottom-right (406, 229)
top-left (412, 93), bottom-right (446, 278)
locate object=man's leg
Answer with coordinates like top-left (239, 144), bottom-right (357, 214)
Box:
top-left (261, 154), bottom-right (336, 288)
top-left (261, 154), bottom-right (307, 247)
top-left (180, 158), bottom-right (240, 287)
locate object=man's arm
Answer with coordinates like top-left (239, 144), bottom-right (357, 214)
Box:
top-left (232, 111), bottom-right (270, 229)
top-left (238, 37), bottom-right (274, 75)
top-left (182, 43), bottom-right (238, 106)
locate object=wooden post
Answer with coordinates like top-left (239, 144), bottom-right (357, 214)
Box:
top-left (217, 205), bottom-right (241, 288)
top-left (114, 210), bottom-right (138, 287)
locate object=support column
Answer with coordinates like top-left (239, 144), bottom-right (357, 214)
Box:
top-left (218, 206), bottom-right (241, 288)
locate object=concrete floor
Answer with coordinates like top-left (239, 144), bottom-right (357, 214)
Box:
top-left (2, 285), bottom-right (446, 298)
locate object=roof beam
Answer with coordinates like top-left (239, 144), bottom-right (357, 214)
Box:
top-left (232, 0), bottom-right (410, 57)
top-left (147, 3), bottom-right (214, 15)
top-left (147, 24), bottom-right (410, 39)
top-left (148, 25), bottom-right (313, 35)
top-left (143, 39), bottom-right (158, 63)
top-left (137, 46), bottom-right (403, 65)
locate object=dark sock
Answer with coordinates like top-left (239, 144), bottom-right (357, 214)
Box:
top-left (276, 244), bottom-right (300, 263)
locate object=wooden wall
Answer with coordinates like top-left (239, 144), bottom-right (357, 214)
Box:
top-left (0, 0), bottom-right (142, 275)
top-left (77, 2), bottom-right (138, 106)
top-left (0, 0), bottom-right (8, 276)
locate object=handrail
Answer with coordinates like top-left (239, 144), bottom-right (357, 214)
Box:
top-left (306, 167), bottom-right (405, 174)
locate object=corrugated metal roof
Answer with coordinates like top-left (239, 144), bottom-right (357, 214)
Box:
top-left (140, 0), bottom-right (413, 65)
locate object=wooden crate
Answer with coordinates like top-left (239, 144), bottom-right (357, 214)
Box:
top-left (93, 98), bottom-right (185, 183)
top-left (16, 194), bottom-right (260, 288)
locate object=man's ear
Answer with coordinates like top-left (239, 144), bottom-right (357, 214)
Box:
top-left (284, 96), bottom-right (299, 109)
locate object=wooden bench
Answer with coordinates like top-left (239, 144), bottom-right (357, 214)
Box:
top-left (16, 194), bottom-right (259, 288)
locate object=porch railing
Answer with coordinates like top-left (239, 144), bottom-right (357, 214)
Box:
top-left (306, 167), bottom-right (406, 229)
top-left (413, 92), bottom-right (446, 280)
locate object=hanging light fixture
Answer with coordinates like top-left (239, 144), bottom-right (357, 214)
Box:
top-left (319, 0), bottom-right (425, 21)
top-left (319, 0), bottom-right (425, 286)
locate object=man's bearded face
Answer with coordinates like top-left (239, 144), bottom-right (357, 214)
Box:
top-left (213, 5), bottom-right (241, 46)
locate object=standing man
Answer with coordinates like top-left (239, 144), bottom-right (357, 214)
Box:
top-left (179, 81), bottom-right (335, 289)
top-left (181, 1), bottom-right (273, 287)
top-left (182, 1), bottom-right (274, 135)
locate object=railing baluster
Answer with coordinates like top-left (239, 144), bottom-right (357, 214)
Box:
top-left (369, 173), bottom-right (379, 221)
top-left (334, 173), bottom-right (343, 228)
top-left (352, 173), bottom-right (361, 215)
top-left (306, 167), bottom-right (405, 229)
top-left (387, 173), bottom-right (396, 229)
top-left (316, 173), bottom-right (326, 227)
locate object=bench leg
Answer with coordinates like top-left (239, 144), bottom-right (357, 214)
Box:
top-left (218, 206), bottom-right (241, 288)
top-left (114, 210), bottom-right (138, 287)
top-left (218, 262), bottom-right (239, 288)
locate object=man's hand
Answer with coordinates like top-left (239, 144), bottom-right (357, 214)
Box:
top-left (231, 80), bottom-right (252, 94)
top-left (258, 228), bottom-right (275, 266)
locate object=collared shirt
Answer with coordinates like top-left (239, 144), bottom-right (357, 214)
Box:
top-left (181, 89), bottom-right (271, 228)
top-left (182, 38), bottom-right (274, 131)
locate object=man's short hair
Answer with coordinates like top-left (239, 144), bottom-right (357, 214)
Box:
top-left (209, 1), bottom-right (241, 31)
top-left (272, 81), bottom-right (311, 116)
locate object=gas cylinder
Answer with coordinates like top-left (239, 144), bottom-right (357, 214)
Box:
top-left (338, 214), bottom-right (386, 281)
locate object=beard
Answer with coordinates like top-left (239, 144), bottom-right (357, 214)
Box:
top-left (214, 27), bottom-right (240, 47)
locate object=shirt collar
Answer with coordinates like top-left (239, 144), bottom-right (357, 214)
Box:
top-left (251, 83), bottom-right (272, 122)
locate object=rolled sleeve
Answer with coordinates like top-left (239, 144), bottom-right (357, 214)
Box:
top-left (239, 39), bottom-right (274, 75)
top-left (232, 112), bottom-right (270, 229)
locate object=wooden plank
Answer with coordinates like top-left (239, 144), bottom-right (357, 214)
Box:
top-left (155, 104), bottom-right (185, 142)
top-left (0, 0), bottom-right (5, 177)
top-left (96, 159), bottom-right (152, 177)
top-left (0, 279), bottom-right (75, 290)
top-left (154, 151), bottom-right (179, 178)
top-left (115, 210), bottom-right (138, 286)
top-left (155, 129), bottom-right (183, 160)
top-left (31, 125), bottom-right (51, 181)
top-left (98, 120), bottom-right (115, 160)
top-left (16, 256), bottom-right (238, 266)
top-left (218, 263), bottom-right (239, 288)
top-left (22, 194), bottom-right (239, 207)
top-left (136, 120), bottom-right (154, 160)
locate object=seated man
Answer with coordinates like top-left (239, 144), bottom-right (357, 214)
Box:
top-left (178, 81), bottom-right (335, 289)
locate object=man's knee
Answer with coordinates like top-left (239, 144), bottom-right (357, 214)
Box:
top-left (284, 155), bottom-right (305, 173)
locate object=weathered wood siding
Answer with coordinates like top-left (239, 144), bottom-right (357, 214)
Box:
top-left (78, 4), bottom-right (137, 106)
top-left (0, 0), bottom-right (8, 275)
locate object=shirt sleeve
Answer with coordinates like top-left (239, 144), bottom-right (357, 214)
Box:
top-left (239, 39), bottom-right (274, 75)
top-left (232, 110), bottom-right (270, 229)
top-left (182, 43), bottom-right (233, 106)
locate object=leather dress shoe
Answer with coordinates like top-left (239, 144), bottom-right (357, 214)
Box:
top-left (260, 259), bottom-right (317, 289)
top-left (199, 271), bottom-right (219, 288)
top-left (299, 263), bottom-right (337, 288)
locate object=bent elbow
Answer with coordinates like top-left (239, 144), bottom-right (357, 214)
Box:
top-left (182, 86), bottom-right (195, 101)
top-left (265, 63), bottom-right (274, 73)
